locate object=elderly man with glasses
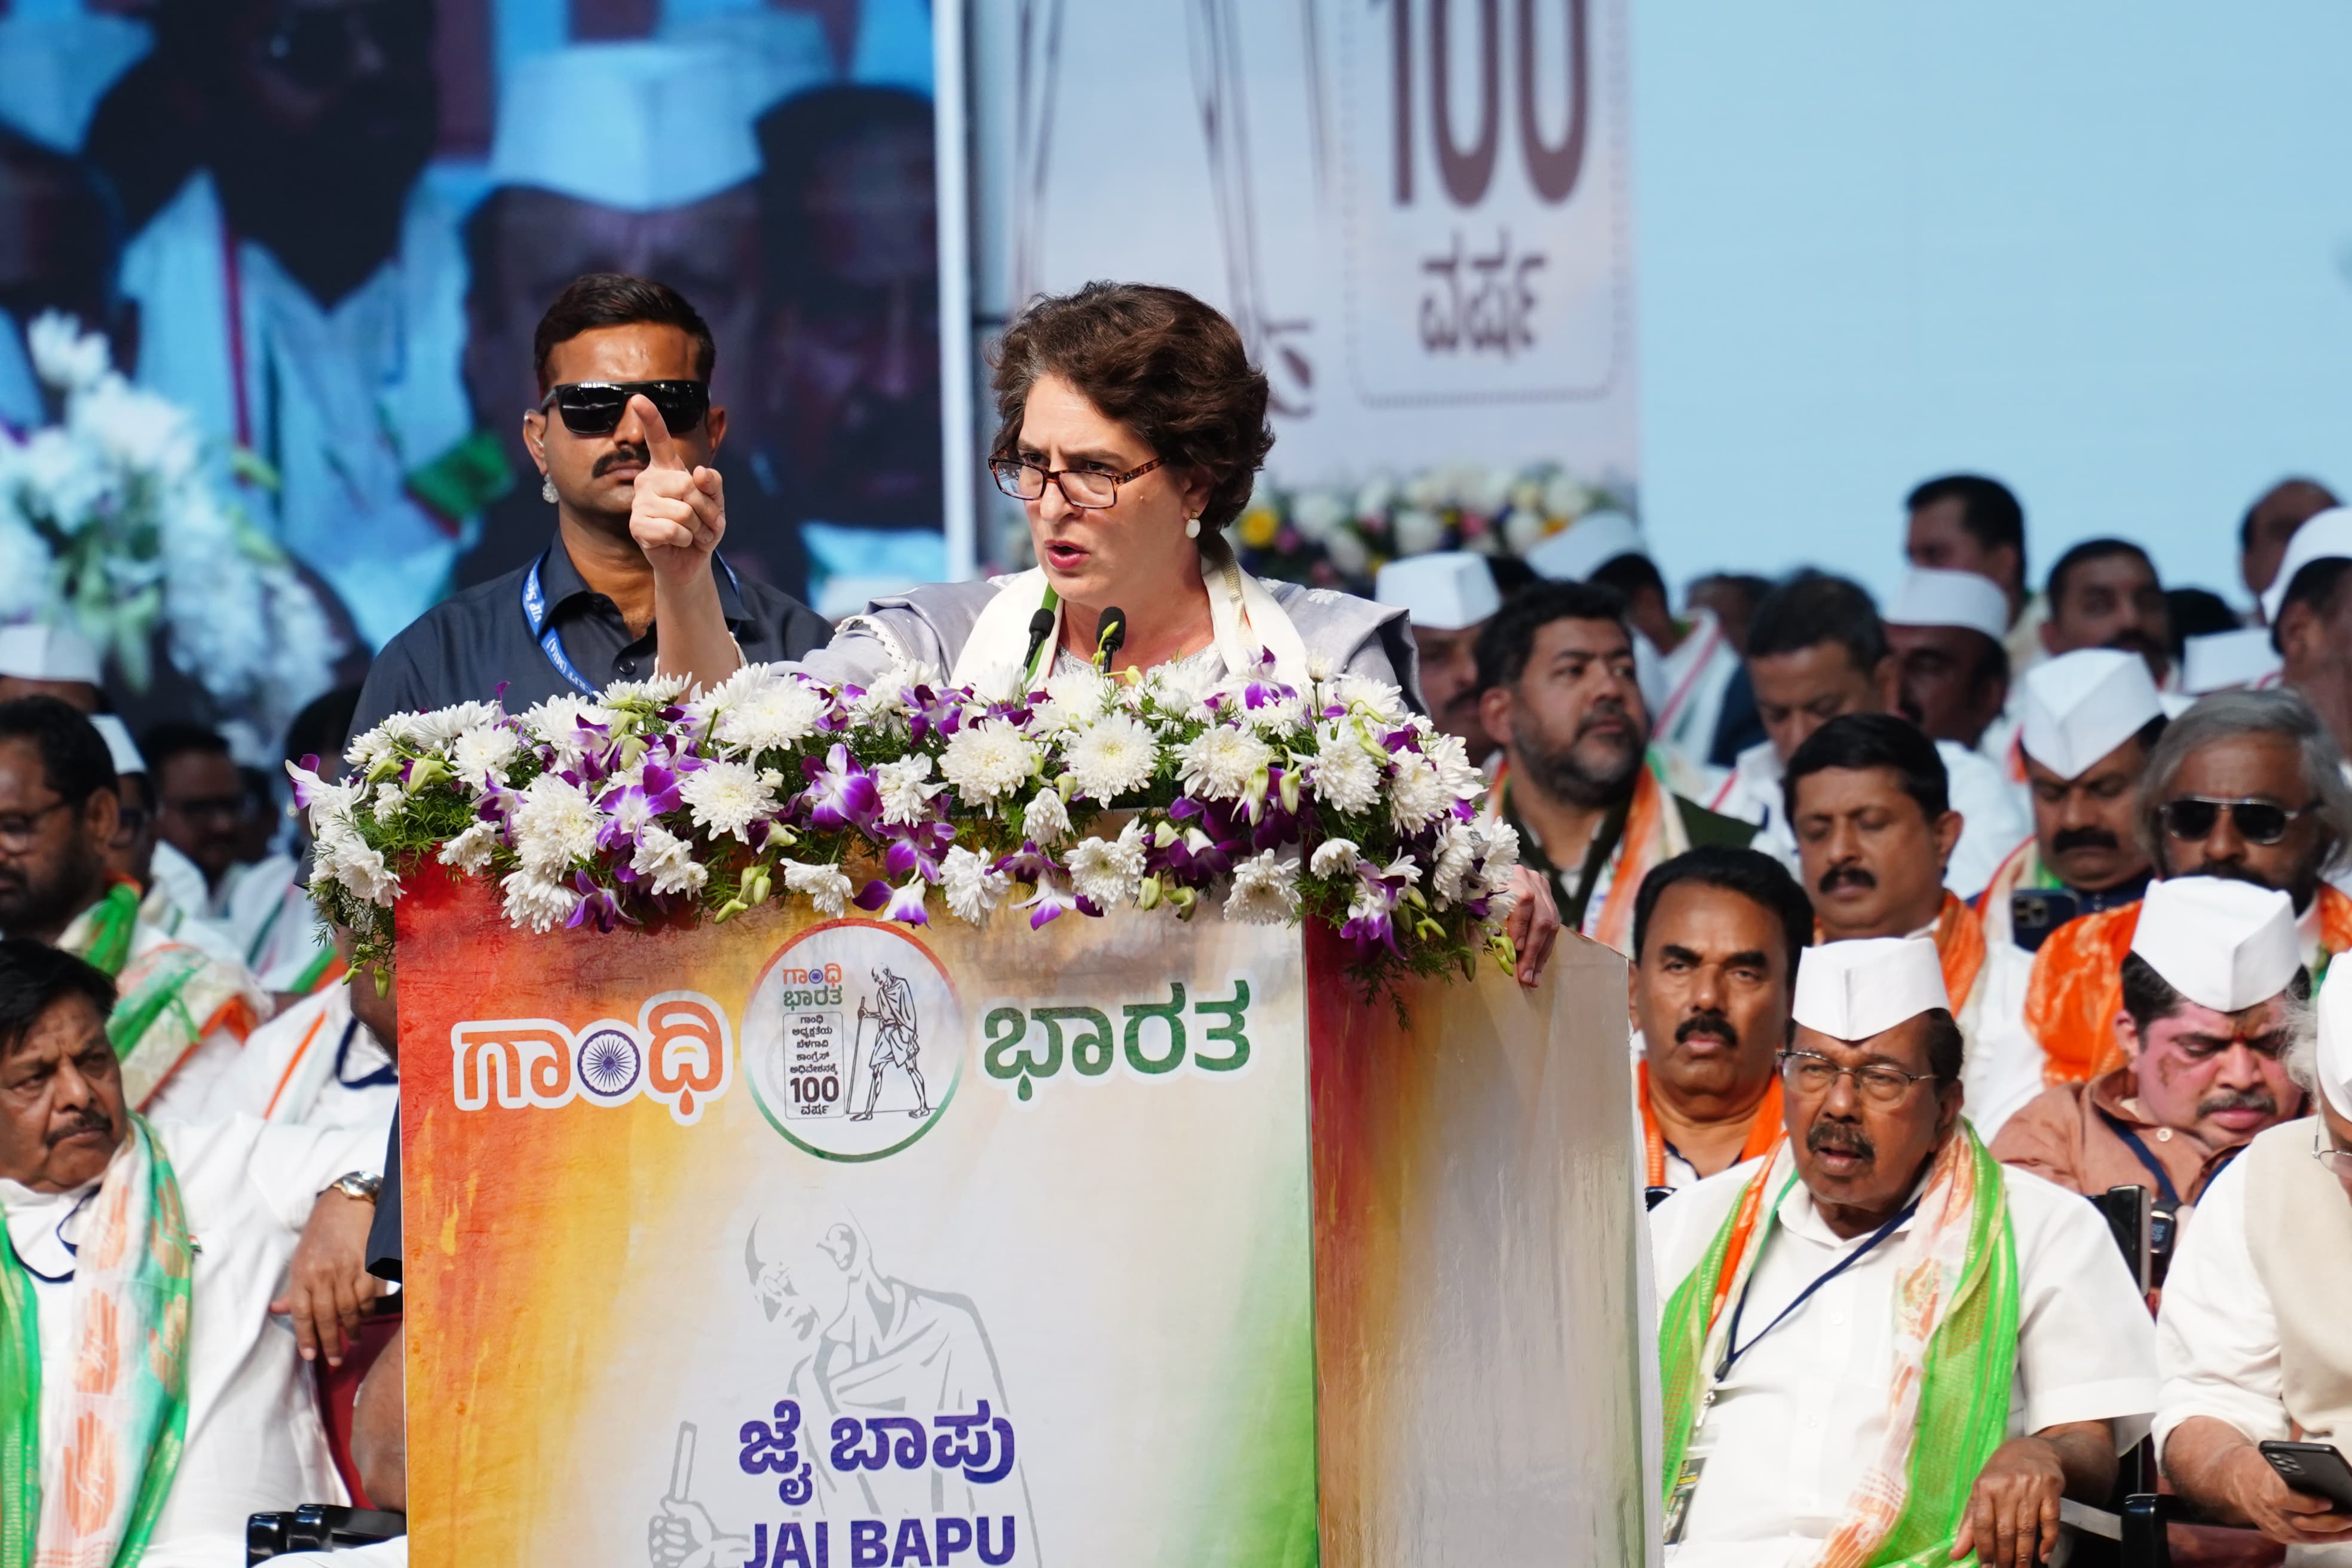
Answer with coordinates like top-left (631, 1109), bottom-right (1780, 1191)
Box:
top-left (1650, 935), bottom-right (2155, 1567)
top-left (2024, 688), bottom-right (2352, 1085)
top-left (2155, 955), bottom-right (2352, 1558)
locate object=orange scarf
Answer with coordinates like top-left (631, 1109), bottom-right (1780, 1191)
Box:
top-left (1487, 751), bottom-right (1688, 958)
top-left (2026, 882), bottom-right (2352, 1083)
top-left (1933, 892), bottom-right (1988, 1016)
top-left (1637, 1061), bottom-right (1784, 1187)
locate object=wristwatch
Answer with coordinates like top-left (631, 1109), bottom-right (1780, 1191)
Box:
top-left (327, 1172), bottom-right (382, 1205)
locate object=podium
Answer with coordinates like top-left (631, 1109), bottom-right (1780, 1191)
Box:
top-left (393, 866), bottom-right (1650, 1566)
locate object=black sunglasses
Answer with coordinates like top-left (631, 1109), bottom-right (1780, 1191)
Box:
top-left (2160, 795), bottom-right (2314, 846)
top-left (538, 381), bottom-right (709, 437)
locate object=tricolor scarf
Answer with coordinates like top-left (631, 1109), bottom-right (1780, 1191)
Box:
top-left (59, 896), bottom-right (262, 1112)
top-left (0, 1117), bottom-right (193, 1567)
top-left (1658, 1125), bottom-right (2020, 1567)
top-left (1638, 1062), bottom-right (1785, 1189)
top-left (1486, 749), bottom-right (1690, 958)
top-left (2025, 883), bottom-right (2352, 1083)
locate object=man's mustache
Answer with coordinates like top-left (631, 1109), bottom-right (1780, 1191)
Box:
top-left (1807, 1120), bottom-right (1875, 1160)
top-left (1818, 863), bottom-right (1876, 895)
top-left (47, 1107), bottom-right (111, 1147)
top-left (1576, 700), bottom-right (1636, 743)
top-left (2198, 1086), bottom-right (2278, 1118)
top-left (2051, 826), bottom-right (2120, 855)
top-left (2105, 630), bottom-right (2160, 657)
top-left (593, 443), bottom-right (651, 477)
top-left (1676, 1011), bottom-right (1740, 1050)
top-left (2191, 860), bottom-right (2274, 890)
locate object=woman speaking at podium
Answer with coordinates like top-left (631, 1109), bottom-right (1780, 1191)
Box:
top-left (798, 281), bottom-right (1558, 979)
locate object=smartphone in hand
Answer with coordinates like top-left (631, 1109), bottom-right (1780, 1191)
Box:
top-left (2259, 1440), bottom-right (2352, 1512)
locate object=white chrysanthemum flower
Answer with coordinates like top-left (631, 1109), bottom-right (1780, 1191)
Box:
top-left (873, 754), bottom-right (945, 826)
top-left (1224, 849), bottom-right (1300, 926)
top-left (782, 860), bottom-right (852, 917)
top-left (519, 694), bottom-right (615, 767)
top-left (451, 724), bottom-right (522, 788)
top-left (939, 722), bottom-right (1038, 806)
top-left (849, 667), bottom-right (912, 727)
top-left (1021, 788), bottom-right (1071, 846)
top-left (1317, 674), bottom-right (1408, 725)
top-left (317, 823), bottom-right (398, 906)
top-left (1430, 822), bottom-right (1480, 904)
top-left (1175, 725), bottom-right (1272, 802)
top-left (403, 701), bottom-right (501, 749)
top-left (436, 819), bottom-right (501, 875)
top-left (630, 823), bottom-right (708, 896)
top-left (601, 674), bottom-right (688, 708)
top-left (369, 780), bottom-right (406, 822)
top-left (941, 845), bottom-right (1011, 925)
top-left (1067, 822), bottom-right (1147, 908)
top-left (1146, 658), bottom-right (1220, 716)
top-left (25, 311), bottom-right (110, 393)
top-left (1063, 712), bottom-right (1158, 802)
top-left (1388, 754), bottom-right (1454, 832)
top-left (1033, 667), bottom-right (1112, 732)
top-left (713, 678), bottom-right (826, 754)
top-left (1421, 729), bottom-right (1483, 803)
top-left (1310, 838), bottom-right (1361, 877)
top-left (344, 724), bottom-right (394, 773)
top-left (684, 661), bottom-right (779, 726)
top-left (678, 758), bottom-right (776, 843)
top-left (1307, 722), bottom-right (1383, 815)
top-left (512, 773), bottom-right (601, 875)
top-left (1473, 821), bottom-right (1523, 898)
top-left (501, 868), bottom-right (580, 933)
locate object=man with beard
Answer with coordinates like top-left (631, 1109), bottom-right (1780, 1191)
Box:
top-left (2240, 476), bottom-right (2341, 622)
top-left (1651, 936), bottom-right (2154, 1567)
top-left (2041, 538), bottom-right (2173, 686)
top-left (0, 941), bottom-right (391, 1566)
top-left (2026, 688), bottom-right (2352, 1085)
top-left (754, 84), bottom-right (942, 614)
top-left (1475, 581), bottom-right (1754, 957)
top-left (1784, 713), bottom-right (2047, 1138)
top-left (1628, 847), bottom-right (1813, 1195)
top-left (2261, 507), bottom-right (2352, 760)
top-left (1882, 568), bottom-right (2013, 752)
top-left (1376, 551), bottom-right (1500, 760)
top-left (1995, 877), bottom-right (2307, 1223)
top-left (1713, 574), bottom-right (2027, 899)
top-left (0, 698), bottom-right (263, 1118)
top-left (82, 0), bottom-right (467, 649)
top-left (1978, 651), bottom-right (2166, 951)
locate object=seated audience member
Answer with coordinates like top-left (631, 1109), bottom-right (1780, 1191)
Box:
top-left (1904, 473), bottom-right (2042, 679)
top-left (2027, 688), bottom-right (2352, 1085)
top-left (2154, 958), bottom-right (2352, 1557)
top-left (0, 939), bottom-right (385, 1566)
top-left (1883, 567), bottom-right (2013, 752)
top-left (1716, 573), bottom-right (2027, 899)
top-left (1784, 713), bottom-right (2045, 1138)
top-left (2041, 538), bottom-right (2173, 686)
top-left (83, 715), bottom-right (250, 978)
top-left (1979, 650), bottom-right (2166, 951)
top-left (2261, 506), bottom-right (2352, 762)
top-left (2240, 476), bottom-right (2342, 622)
top-left (1527, 513), bottom-right (1757, 774)
top-left (1685, 572), bottom-right (1774, 659)
top-left (237, 686), bottom-right (365, 999)
top-left (0, 624), bottom-right (104, 710)
top-left (1628, 846), bottom-right (1812, 1193)
top-left (1476, 581), bottom-right (1754, 956)
top-left (1993, 876), bottom-right (2307, 1215)
top-left (1376, 551), bottom-right (1501, 761)
top-left (209, 930), bottom-right (397, 1131)
top-left (0, 699), bottom-right (263, 1116)
top-left (145, 722), bottom-right (313, 978)
top-left (1653, 936), bottom-right (2155, 1567)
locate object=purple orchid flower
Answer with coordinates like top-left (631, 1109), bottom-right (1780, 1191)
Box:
top-left (596, 761), bottom-right (684, 851)
top-left (1015, 874), bottom-right (1082, 930)
top-left (1339, 906), bottom-right (1399, 957)
top-left (285, 757), bottom-right (331, 809)
top-left (881, 817), bottom-right (958, 883)
top-left (800, 743), bottom-right (880, 831)
top-left (565, 871), bottom-right (635, 934)
top-left (990, 841), bottom-right (1062, 884)
top-left (853, 877), bottom-right (932, 926)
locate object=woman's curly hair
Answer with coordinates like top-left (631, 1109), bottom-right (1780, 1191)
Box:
top-left (989, 282), bottom-right (1274, 534)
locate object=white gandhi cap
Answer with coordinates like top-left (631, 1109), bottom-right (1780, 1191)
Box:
top-left (0, 624), bottom-right (102, 685)
top-left (2129, 876), bottom-right (2299, 1015)
top-left (1884, 568), bottom-right (2011, 645)
top-left (2261, 506), bottom-right (2352, 626)
top-left (87, 714), bottom-right (144, 778)
top-left (2019, 649), bottom-right (2163, 779)
top-left (2313, 956), bottom-right (2352, 1119)
top-left (1793, 937), bottom-right (1951, 1043)
top-left (491, 42), bottom-right (764, 212)
top-left (1525, 510), bottom-right (1644, 583)
top-left (2181, 627), bottom-right (2282, 694)
top-left (1374, 552), bottom-right (1500, 632)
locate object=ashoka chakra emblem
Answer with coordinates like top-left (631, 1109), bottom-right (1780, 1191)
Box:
top-left (578, 1028), bottom-right (642, 1100)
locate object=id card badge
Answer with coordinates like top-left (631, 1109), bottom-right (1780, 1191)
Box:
top-left (1662, 1454), bottom-right (1705, 1545)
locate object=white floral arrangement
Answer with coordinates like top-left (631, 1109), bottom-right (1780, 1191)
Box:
top-left (1227, 463), bottom-right (1636, 586)
top-left (297, 662), bottom-right (1523, 995)
top-left (0, 312), bottom-right (340, 754)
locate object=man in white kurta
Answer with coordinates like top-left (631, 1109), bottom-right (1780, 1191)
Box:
top-left (1652, 937), bottom-right (2155, 1567)
top-left (2154, 957), bottom-right (2352, 1561)
top-left (204, 976), bottom-right (397, 1131)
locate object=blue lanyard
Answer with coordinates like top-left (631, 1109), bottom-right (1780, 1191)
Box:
top-left (523, 550), bottom-right (742, 697)
top-left (1717, 1193), bottom-right (1920, 1382)
top-left (2094, 1108), bottom-right (2182, 1208)
top-left (8, 1187), bottom-right (99, 1285)
top-left (333, 1016), bottom-right (399, 1091)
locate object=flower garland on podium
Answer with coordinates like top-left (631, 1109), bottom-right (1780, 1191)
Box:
top-left (296, 660), bottom-right (1523, 994)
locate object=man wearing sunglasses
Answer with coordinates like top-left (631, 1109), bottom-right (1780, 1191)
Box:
top-left (2025, 688), bottom-right (2352, 1088)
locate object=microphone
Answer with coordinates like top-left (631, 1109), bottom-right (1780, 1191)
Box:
top-left (1020, 608), bottom-right (1056, 687)
top-left (1094, 607), bottom-right (1128, 671)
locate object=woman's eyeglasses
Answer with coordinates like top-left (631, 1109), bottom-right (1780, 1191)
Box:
top-left (1777, 1049), bottom-right (1939, 1106)
top-left (988, 457), bottom-right (1162, 510)
top-left (2159, 795), bottom-right (2314, 846)
top-left (538, 381), bottom-right (709, 437)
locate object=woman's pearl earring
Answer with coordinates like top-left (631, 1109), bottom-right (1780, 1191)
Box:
top-left (1184, 514), bottom-right (1201, 540)
top-left (541, 476), bottom-right (559, 504)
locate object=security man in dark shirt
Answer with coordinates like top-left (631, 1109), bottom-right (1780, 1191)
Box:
top-left (348, 274), bottom-right (832, 1287)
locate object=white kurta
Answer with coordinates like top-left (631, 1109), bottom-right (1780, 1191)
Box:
top-left (0, 1116), bottom-right (385, 1567)
top-left (1714, 737), bottom-right (2031, 902)
top-left (216, 854), bottom-right (333, 991)
top-left (1650, 610), bottom-right (1746, 776)
top-left (1650, 1152), bottom-right (2157, 1568)
top-left (1959, 939), bottom-right (2046, 1144)
top-left (204, 983), bottom-right (398, 1131)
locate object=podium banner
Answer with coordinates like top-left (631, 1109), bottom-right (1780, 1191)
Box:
top-left (395, 870), bottom-right (1647, 1566)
